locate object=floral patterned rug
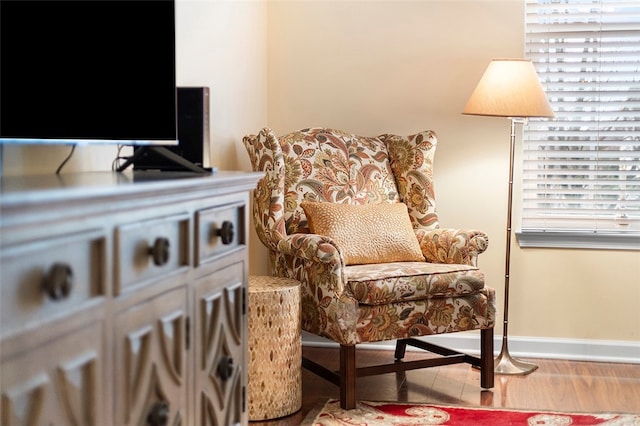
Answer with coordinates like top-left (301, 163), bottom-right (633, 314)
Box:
top-left (301, 399), bottom-right (640, 425)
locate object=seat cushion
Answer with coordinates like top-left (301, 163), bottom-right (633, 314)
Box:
top-left (345, 261), bottom-right (485, 305)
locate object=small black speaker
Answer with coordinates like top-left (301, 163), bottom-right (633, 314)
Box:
top-left (133, 86), bottom-right (210, 171)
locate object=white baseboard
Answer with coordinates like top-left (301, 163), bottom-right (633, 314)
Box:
top-left (302, 331), bottom-right (640, 364)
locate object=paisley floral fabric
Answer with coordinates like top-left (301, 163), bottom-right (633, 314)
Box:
top-left (381, 131), bottom-right (439, 229)
top-left (243, 128), bottom-right (495, 345)
top-left (345, 262), bottom-right (485, 305)
top-left (416, 228), bottom-right (489, 267)
top-left (278, 127), bottom-right (400, 235)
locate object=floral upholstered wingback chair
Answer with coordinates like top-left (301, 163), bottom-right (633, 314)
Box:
top-left (243, 127), bottom-right (495, 409)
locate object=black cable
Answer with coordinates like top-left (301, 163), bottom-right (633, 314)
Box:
top-left (55, 144), bottom-right (76, 174)
top-left (112, 145), bottom-right (127, 171)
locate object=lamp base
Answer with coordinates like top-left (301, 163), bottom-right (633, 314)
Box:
top-left (495, 347), bottom-right (538, 375)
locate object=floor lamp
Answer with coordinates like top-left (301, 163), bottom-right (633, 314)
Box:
top-left (462, 59), bottom-right (554, 375)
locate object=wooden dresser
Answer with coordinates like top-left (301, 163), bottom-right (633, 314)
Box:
top-left (0, 170), bottom-right (262, 426)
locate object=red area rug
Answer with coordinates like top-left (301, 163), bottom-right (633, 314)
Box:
top-left (302, 399), bottom-right (640, 425)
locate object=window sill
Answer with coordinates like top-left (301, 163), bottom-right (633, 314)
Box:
top-left (516, 230), bottom-right (640, 251)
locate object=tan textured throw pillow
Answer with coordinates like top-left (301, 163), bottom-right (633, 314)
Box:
top-left (301, 201), bottom-right (425, 265)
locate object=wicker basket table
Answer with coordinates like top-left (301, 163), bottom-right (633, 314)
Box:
top-left (248, 276), bottom-right (301, 420)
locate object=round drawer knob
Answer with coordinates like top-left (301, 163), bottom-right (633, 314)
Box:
top-left (146, 400), bottom-right (169, 426)
top-left (148, 237), bottom-right (170, 266)
top-left (217, 355), bottom-right (234, 381)
top-left (213, 221), bottom-right (234, 245)
top-left (43, 262), bottom-right (73, 300)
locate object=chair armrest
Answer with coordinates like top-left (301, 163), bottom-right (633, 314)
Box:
top-left (276, 233), bottom-right (346, 293)
top-left (415, 228), bottom-right (489, 266)
top-left (275, 233), bottom-right (360, 344)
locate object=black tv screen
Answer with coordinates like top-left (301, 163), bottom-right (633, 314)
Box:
top-left (0, 0), bottom-right (177, 145)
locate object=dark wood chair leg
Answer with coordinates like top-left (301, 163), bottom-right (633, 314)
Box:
top-left (480, 327), bottom-right (495, 389)
top-left (340, 345), bottom-right (356, 409)
top-left (394, 338), bottom-right (408, 361)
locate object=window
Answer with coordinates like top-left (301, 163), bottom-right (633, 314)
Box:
top-left (521, 0), bottom-right (640, 249)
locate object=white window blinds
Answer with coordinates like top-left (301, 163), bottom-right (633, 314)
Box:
top-left (523, 0), bottom-right (640, 238)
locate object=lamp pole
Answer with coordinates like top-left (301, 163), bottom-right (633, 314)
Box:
top-left (494, 117), bottom-right (538, 375)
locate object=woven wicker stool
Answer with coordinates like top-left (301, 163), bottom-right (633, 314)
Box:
top-left (248, 276), bottom-right (301, 420)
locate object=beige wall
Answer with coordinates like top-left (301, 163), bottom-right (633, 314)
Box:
top-left (3, 0), bottom-right (638, 346)
top-left (175, 0), bottom-right (267, 172)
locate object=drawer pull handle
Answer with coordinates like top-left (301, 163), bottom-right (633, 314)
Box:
top-left (43, 263), bottom-right (73, 300)
top-left (217, 355), bottom-right (234, 381)
top-left (213, 221), bottom-right (235, 245)
top-left (146, 400), bottom-right (169, 426)
top-left (148, 237), bottom-right (170, 266)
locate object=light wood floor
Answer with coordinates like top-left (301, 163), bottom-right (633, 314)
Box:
top-left (250, 346), bottom-right (640, 425)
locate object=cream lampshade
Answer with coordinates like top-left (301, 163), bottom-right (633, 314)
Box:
top-left (463, 59), bottom-right (554, 119)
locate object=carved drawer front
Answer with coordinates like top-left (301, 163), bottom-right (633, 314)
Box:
top-left (115, 213), bottom-right (190, 294)
top-left (194, 262), bottom-right (246, 426)
top-left (195, 203), bottom-right (246, 266)
top-left (114, 287), bottom-right (189, 426)
top-left (1, 321), bottom-right (104, 426)
top-left (0, 231), bottom-right (106, 339)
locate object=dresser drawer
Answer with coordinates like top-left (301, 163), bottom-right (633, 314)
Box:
top-left (114, 213), bottom-right (190, 294)
top-left (0, 230), bottom-right (106, 338)
top-left (195, 202), bottom-right (246, 266)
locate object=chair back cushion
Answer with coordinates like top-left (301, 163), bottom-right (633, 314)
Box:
top-left (277, 128), bottom-right (401, 234)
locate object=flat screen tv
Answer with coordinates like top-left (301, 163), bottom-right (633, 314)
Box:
top-left (0, 0), bottom-right (177, 146)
